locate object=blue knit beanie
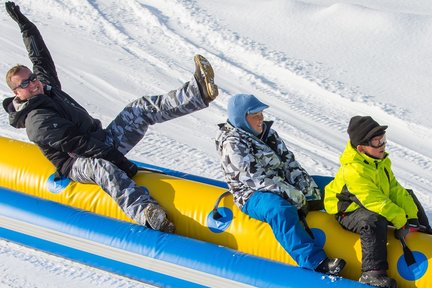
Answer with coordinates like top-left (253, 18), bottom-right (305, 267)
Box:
top-left (227, 94), bottom-right (269, 135)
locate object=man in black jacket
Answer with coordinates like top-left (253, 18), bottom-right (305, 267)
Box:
top-left (3, 2), bottom-right (218, 233)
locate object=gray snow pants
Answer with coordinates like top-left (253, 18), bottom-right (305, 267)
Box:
top-left (68, 78), bottom-right (207, 225)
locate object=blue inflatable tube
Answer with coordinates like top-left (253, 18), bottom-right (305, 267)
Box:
top-left (0, 187), bottom-right (365, 288)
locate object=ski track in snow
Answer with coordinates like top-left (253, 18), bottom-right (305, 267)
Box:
top-left (1, 0), bottom-right (431, 285)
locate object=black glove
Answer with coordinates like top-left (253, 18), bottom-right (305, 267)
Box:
top-left (298, 201), bottom-right (309, 218)
top-left (394, 225), bottom-right (410, 240)
top-left (5, 2), bottom-right (30, 29)
top-left (117, 157), bottom-right (138, 178)
top-left (103, 148), bottom-right (138, 178)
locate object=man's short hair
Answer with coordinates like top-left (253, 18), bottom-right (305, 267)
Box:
top-left (5, 64), bottom-right (30, 90)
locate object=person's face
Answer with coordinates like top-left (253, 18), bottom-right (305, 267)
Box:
top-left (246, 111), bottom-right (264, 134)
top-left (10, 68), bottom-right (43, 101)
top-left (357, 134), bottom-right (387, 159)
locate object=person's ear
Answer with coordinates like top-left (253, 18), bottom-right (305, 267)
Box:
top-left (356, 144), bottom-right (365, 153)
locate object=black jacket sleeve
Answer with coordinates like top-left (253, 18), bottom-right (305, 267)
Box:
top-left (20, 18), bottom-right (61, 89)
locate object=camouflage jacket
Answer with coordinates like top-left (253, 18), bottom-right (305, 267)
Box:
top-left (215, 121), bottom-right (321, 210)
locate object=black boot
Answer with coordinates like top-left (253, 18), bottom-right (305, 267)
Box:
top-left (315, 258), bottom-right (346, 276)
top-left (359, 271), bottom-right (397, 288)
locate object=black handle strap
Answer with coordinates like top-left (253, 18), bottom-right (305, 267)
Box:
top-left (298, 211), bottom-right (315, 239)
top-left (399, 237), bottom-right (416, 266)
top-left (212, 191), bottom-right (231, 220)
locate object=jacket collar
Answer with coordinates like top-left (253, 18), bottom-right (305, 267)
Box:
top-left (219, 120), bottom-right (274, 139)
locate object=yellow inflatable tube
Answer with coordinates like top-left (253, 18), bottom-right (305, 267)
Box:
top-left (0, 136), bottom-right (430, 287)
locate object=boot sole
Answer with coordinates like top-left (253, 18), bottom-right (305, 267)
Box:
top-left (194, 54), bottom-right (218, 100)
top-left (144, 204), bottom-right (167, 230)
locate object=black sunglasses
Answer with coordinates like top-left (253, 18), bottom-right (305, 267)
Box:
top-left (14, 73), bottom-right (38, 90)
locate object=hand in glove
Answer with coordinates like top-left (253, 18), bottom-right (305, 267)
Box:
top-left (394, 225), bottom-right (410, 240)
top-left (298, 201), bottom-right (309, 218)
top-left (5, 2), bottom-right (31, 28)
top-left (116, 157), bottom-right (138, 178)
top-left (104, 148), bottom-right (138, 178)
top-left (407, 218), bottom-right (420, 232)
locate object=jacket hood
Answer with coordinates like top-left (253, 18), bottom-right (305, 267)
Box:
top-left (2, 97), bottom-right (14, 113)
top-left (2, 96), bottom-right (26, 128)
top-left (227, 94), bottom-right (269, 135)
top-left (3, 94), bottom-right (50, 129)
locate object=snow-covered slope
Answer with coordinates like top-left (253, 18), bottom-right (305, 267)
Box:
top-left (0, 0), bottom-right (431, 286)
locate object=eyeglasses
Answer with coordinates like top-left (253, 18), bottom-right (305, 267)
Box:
top-left (368, 134), bottom-right (387, 148)
top-left (13, 73), bottom-right (37, 90)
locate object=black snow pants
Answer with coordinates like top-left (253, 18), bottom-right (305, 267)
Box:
top-left (337, 189), bottom-right (431, 272)
top-left (337, 207), bottom-right (388, 272)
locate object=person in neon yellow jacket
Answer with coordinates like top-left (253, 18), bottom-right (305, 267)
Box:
top-left (325, 116), bottom-right (430, 288)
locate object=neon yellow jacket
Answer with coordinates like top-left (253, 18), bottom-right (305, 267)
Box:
top-left (324, 142), bottom-right (418, 229)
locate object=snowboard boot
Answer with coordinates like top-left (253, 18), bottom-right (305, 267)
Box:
top-left (315, 258), bottom-right (346, 276)
top-left (194, 54), bottom-right (218, 104)
top-left (143, 203), bottom-right (175, 233)
top-left (359, 270), bottom-right (397, 288)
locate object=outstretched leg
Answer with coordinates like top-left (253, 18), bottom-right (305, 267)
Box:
top-left (106, 55), bottom-right (217, 154)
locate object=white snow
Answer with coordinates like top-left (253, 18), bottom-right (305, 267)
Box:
top-left (0, 0), bottom-right (431, 287)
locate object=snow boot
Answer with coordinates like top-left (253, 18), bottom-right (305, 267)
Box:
top-left (315, 258), bottom-right (346, 276)
top-left (159, 218), bottom-right (176, 233)
top-left (143, 203), bottom-right (175, 233)
top-left (359, 271), bottom-right (397, 288)
top-left (194, 54), bottom-right (218, 104)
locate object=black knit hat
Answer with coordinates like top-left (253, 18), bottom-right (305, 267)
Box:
top-left (347, 116), bottom-right (388, 147)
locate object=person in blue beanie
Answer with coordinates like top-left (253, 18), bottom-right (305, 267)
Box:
top-left (215, 94), bottom-right (346, 275)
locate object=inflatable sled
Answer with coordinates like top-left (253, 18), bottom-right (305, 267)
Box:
top-left (0, 136), bottom-right (430, 288)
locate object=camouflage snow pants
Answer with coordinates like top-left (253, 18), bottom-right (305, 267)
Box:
top-left (68, 77), bottom-right (207, 226)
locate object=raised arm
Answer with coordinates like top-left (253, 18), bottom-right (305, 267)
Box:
top-left (5, 2), bottom-right (61, 88)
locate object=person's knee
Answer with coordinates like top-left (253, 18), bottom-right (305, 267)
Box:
top-left (93, 158), bottom-right (115, 170)
top-left (267, 202), bottom-right (298, 227)
top-left (247, 192), bottom-right (298, 224)
top-left (92, 158), bottom-right (126, 180)
top-left (359, 213), bottom-right (387, 236)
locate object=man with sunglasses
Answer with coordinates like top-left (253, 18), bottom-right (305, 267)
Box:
top-left (324, 115), bottom-right (431, 288)
top-left (3, 2), bottom-right (218, 233)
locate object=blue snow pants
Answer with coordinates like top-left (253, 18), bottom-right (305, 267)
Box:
top-left (242, 191), bottom-right (327, 270)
